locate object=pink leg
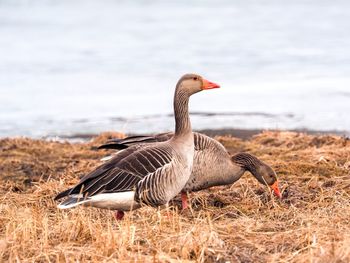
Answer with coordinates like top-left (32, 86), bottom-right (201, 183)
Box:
top-left (181, 192), bottom-right (188, 210)
top-left (114, 210), bottom-right (125, 220)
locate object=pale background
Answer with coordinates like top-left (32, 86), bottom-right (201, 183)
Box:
top-left (0, 0), bottom-right (349, 137)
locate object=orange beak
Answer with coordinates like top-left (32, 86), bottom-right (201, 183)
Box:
top-left (202, 78), bottom-right (220, 90)
top-left (270, 181), bottom-right (282, 199)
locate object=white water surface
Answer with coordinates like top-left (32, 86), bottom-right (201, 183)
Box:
top-left (1, 0), bottom-right (349, 137)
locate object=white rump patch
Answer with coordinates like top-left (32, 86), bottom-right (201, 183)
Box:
top-left (58, 191), bottom-right (139, 211)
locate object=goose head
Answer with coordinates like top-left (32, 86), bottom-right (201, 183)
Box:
top-left (231, 153), bottom-right (282, 198)
top-left (176, 73), bottom-right (220, 95)
top-left (254, 163), bottom-right (282, 199)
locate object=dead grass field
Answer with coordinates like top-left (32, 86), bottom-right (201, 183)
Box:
top-left (0, 131), bottom-right (350, 262)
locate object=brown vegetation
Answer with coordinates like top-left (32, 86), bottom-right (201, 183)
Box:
top-left (1, 131), bottom-right (350, 262)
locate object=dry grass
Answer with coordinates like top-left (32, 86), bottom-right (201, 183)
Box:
top-left (1, 131), bottom-right (350, 262)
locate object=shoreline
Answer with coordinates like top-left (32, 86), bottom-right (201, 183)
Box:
top-left (44, 128), bottom-right (350, 142)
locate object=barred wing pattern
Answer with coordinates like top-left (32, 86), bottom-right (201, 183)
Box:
top-left (55, 143), bottom-right (175, 207)
top-left (97, 132), bottom-right (234, 195)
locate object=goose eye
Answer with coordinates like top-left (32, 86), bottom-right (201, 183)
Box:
top-left (193, 77), bottom-right (198, 81)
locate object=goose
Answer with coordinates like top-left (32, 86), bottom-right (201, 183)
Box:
top-left (54, 74), bottom-right (220, 219)
top-left (98, 132), bottom-right (282, 209)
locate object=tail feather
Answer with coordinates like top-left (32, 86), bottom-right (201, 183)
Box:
top-left (54, 188), bottom-right (73, 201)
top-left (57, 196), bottom-right (90, 209)
top-left (97, 143), bottom-right (128, 150)
top-left (98, 136), bottom-right (158, 150)
top-left (57, 191), bottom-right (138, 211)
top-left (98, 133), bottom-right (172, 150)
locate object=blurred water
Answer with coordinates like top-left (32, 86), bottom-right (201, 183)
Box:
top-left (0, 0), bottom-right (350, 138)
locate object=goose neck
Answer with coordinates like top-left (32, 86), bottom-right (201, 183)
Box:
top-left (231, 153), bottom-right (262, 176)
top-left (173, 89), bottom-right (192, 138)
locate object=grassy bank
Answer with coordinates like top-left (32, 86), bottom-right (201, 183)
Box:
top-left (0, 131), bottom-right (350, 262)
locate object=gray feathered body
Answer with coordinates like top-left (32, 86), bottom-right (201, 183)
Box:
top-left (100, 132), bottom-right (246, 194)
top-left (182, 133), bottom-right (244, 192)
top-left (134, 135), bottom-right (194, 206)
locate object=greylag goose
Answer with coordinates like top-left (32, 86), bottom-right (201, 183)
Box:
top-left (98, 132), bottom-right (282, 208)
top-left (55, 74), bottom-right (220, 219)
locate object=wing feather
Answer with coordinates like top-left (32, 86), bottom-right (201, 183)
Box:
top-left (98, 132), bottom-right (173, 150)
top-left (134, 161), bottom-right (174, 207)
top-left (55, 144), bottom-right (174, 201)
